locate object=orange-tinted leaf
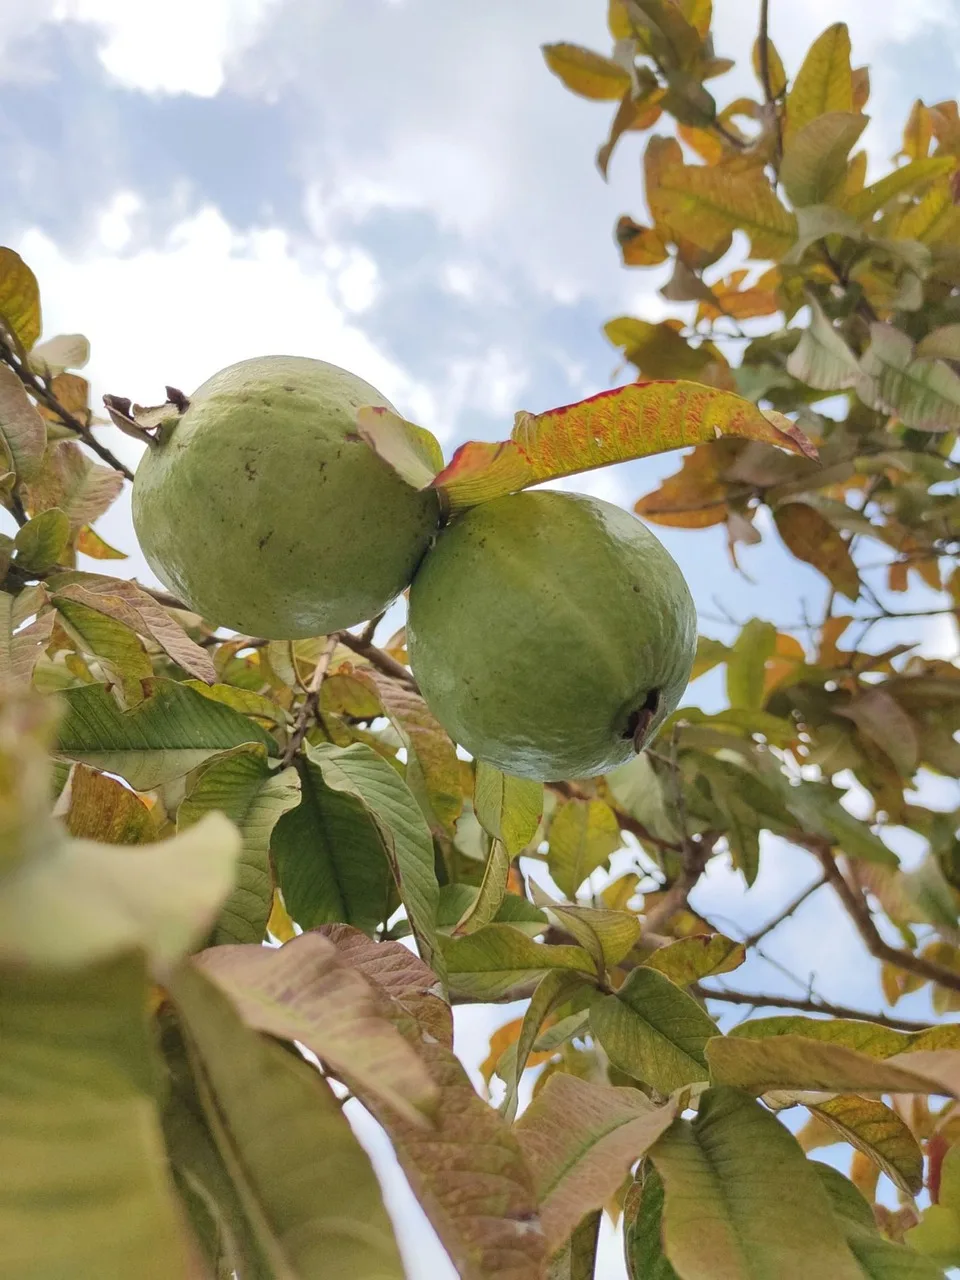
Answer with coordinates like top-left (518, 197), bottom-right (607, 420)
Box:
top-left (615, 217), bottom-right (669, 267)
top-left (818, 615), bottom-right (853, 665)
top-left (542, 43), bottom-right (631, 101)
top-left (60, 763), bottom-right (158, 844)
top-left (480, 1016), bottom-right (553, 1086)
top-left (851, 66), bottom-right (870, 111)
top-left (75, 525), bottom-right (127, 560)
top-left (598, 87), bottom-right (664, 179)
top-left (634, 441), bottom-right (735, 529)
top-left (677, 123), bottom-right (724, 166)
top-left (696, 267), bottom-right (780, 323)
top-left (431, 382), bottom-right (815, 513)
top-left (773, 501), bottom-right (859, 600)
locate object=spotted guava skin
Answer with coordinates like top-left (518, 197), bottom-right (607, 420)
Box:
top-left (407, 489), bottom-right (697, 781)
top-left (132, 355), bottom-right (440, 639)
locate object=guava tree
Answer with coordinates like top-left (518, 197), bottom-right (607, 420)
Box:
top-left (0, 2), bottom-right (959, 1278)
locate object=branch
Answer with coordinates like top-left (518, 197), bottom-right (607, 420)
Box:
top-left (334, 628), bottom-right (418, 687)
top-left (692, 983), bottom-right (936, 1033)
top-left (281, 634), bottom-right (338, 766)
top-left (741, 874), bottom-right (828, 949)
top-left (0, 333), bottom-right (136, 481)
top-left (815, 847), bottom-right (960, 995)
top-left (756, 0), bottom-right (783, 164)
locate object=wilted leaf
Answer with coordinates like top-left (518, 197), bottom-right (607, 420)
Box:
top-left (542, 42), bottom-right (632, 100)
top-left (28, 333), bottom-right (90, 375)
top-left (24, 441), bottom-right (124, 527)
top-left (171, 965), bottom-right (406, 1279)
top-left (306, 741), bottom-right (443, 981)
top-left (786, 23), bottom-right (853, 136)
top-left (516, 1073), bottom-right (677, 1251)
top-left (643, 933), bottom-right (746, 986)
top-left (0, 246), bottom-right (41, 349)
top-left (548, 798), bottom-right (622, 899)
top-left (781, 112), bottom-right (867, 207)
top-left (55, 677), bottom-right (277, 789)
top-left (774, 502), bottom-right (860, 599)
top-left (75, 524), bottom-right (127, 559)
top-left (474, 760), bottom-right (543, 856)
top-left (178, 743), bottom-right (300, 946)
top-left (441, 924), bottom-right (595, 1000)
top-left (590, 967), bottom-right (715, 1092)
top-left (804, 1094), bottom-right (923, 1195)
top-left (60, 762), bottom-right (158, 845)
top-left (193, 932), bottom-right (437, 1123)
top-left (430, 381), bottom-right (815, 513)
top-left (0, 364), bottom-right (46, 482)
top-left (353, 405), bottom-right (443, 489)
top-left (650, 1086), bottom-right (862, 1279)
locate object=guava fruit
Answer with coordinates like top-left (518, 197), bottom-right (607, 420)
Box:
top-left (407, 489), bottom-right (696, 781)
top-left (132, 355), bottom-right (440, 639)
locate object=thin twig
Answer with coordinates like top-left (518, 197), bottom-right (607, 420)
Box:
top-left (756, 0), bottom-right (783, 164)
top-left (692, 983), bottom-right (937, 1033)
top-left (281, 634), bottom-right (338, 766)
top-left (741, 874), bottom-right (828, 949)
top-left (335, 628), bottom-right (418, 687)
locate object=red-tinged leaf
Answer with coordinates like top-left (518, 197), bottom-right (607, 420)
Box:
top-left (318, 923), bottom-right (452, 1049)
top-left (837, 688), bottom-right (920, 775)
top-left (774, 501), bottom-right (860, 600)
top-left (49, 577), bottom-right (216, 684)
top-left (193, 932), bottom-right (438, 1125)
top-left (59, 763), bottom-right (158, 845)
top-left (430, 382), bottom-right (816, 514)
top-left (516, 1074), bottom-right (678, 1252)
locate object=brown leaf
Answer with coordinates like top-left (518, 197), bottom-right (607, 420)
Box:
top-left (836, 689), bottom-right (920, 776)
top-left (773, 501), bottom-right (860, 599)
top-left (59, 763), bottom-right (158, 845)
top-left (24, 441), bottom-right (124, 528)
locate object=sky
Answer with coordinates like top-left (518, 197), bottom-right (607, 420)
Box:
top-left (3, 1), bottom-right (960, 1276)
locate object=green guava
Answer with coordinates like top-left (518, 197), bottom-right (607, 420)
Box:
top-left (407, 489), bottom-right (696, 781)
top-left (132, 355), bottom-right (440, 639)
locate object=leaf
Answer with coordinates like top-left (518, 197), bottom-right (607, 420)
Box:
top-left (548, 798), bottom-right (622, 899)
top-left (590, 967), bottom-right (715, 1092)
top-left (24, 441), bottom-right (124, 527)
top-left (516, 1073), bottom-right (677, 1252)
top-left (55, 596), bottom-right (154, 709)
top-left (54, 677), bottom-right (277, 790)
top-left (306, 741), bottom-right (443, 980)
top-left (706, 1034), bottom-right (959, 1096)
top-left (0, 955), bottom-right (192, 1280)
top-left (543, 902), bottom-right (641, 971)
top-left (441, 924), bottom-right (595, 1000)
top-left (651, 163), bottom-right (798, 261)
top-left (781, 112), bottom-right (868, 208)
top-left (352, 405), bottom-right (443, 488)
top-left (548, 1210), bottom-right (601, 1280)
top-left (0, 246), bottom-right (41, 348)
top-left (60, 762), bottom-right (158, 845)
top-left (455, 838), bottom-right (511, 935)
top-left (817, 1164), bottom-right (945, 1278)
top-left (804, 1094), bottom-right (923, 1195)
top-left (193, 932), bottom-right (438, 1124)
top-left (430, 380), bottom-right (815, 513)
top-left (786, 296), bottom-right (861, 391)
top-left (170, 965), bottom-right (406, 1279)
top-left (728, 1013), bottom-right (960, 1057)
top-left (0, 364), bottom-right (46, 482)
top-left (845, 156), bottom-right (954, 221)
top-left (12, 508), bottom-right (66, 573)
top-left (774, 502), bottom-right (860, 599)
top-left (272, 753), bottom-right (393, 935)
top-left (724, 617), bottom-right (776, 711)
top-left (643, 934), bottom-right (746, 986)
top-left (616, 217), bottom-right (670, 266)
top-left (542, 42), bottom-right (632, 101)
top-left (178, 743), bottom-right (300, 946)
top-left (75, 524), bottom-right (127, 559)
top-left (837, 689), bottom-right (919, 775)
top-left (786, 23), bottom-right (853, 136)
top-left (502, 969), bottom-right (591, 1122)
top-left (623, 1168), bottom-right (681, 1280)
top-left (650, 1086), bottom-right (862, 1279)
top-left (50, 576), bottom-right (217, 684)
top-left (318, 923), bottom-right (452, 1049)
top-left (906, 1144), bottom-right (960, 1266)
top-left (782, 781), bottom-right (897, 866)
top-left (0, 811), bottom-right (239, 968)
top-left (752, 35), bottom-right (786, 98)
top-left (859, 322), bottom-right (960, 431)
top-left (0, 588), bottom-right (54, 688)
top-left (474, 760), bottom-right (543, 856)
top-left (27, 332), bottom-right (90, 375)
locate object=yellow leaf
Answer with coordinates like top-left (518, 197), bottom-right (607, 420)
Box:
top-left (650, 162), bottom-right (797, 260)
top-left (896, 179), bottom-right (960, 246)
top-left (75, 526), bottom-right (128, 560)
top-left (0, 246), bottom-right (41, 350)
top-left (429, 380), bottom-right (815, 514)
top-left (678, 121), bottom-right (724, 165)
top-left (597, 88), bottom-right (664, 178)
top-left (900, 99), bottom-right (934, 161)
top-left (267, 888), bottom-right (297, 941)
top-left (607, 0), bottom-right (632, 39)
top-left (786, 23), bottom-right (853, 137)
top-left (615, 216), bottom-right (670, 266)
top-left (61, 763), bottom-right (158, 845)
top-left (843, 156), bottom-right (954, 222)
top-left (752, 36), bottom-right (787, 99)
top-left (542, 42), bottom-right (631, 101)
top-left (851, 66), bottom-right (870, 111)
top-left (696, 266), bottom-right (780, 323)
top-left (480, 1015), bottom-right (553, 1085)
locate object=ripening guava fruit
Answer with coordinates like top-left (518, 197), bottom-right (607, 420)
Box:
top-left (407, 489), bottom-right (696, 781)
top-left (132, 355), bottom-right (440, 639)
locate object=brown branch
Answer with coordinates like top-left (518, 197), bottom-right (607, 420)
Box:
top-left (756, 0), bottom-right (783, 164)
top-left (815, 847), bottom-right (960, 995)
top-left (692, 983), bottom-right (937, 1033)
top-left (0, 333), bottom-right (136, 481)
top-left (334, 628), bottom-right (418, 687)
top-left (642, 836), bottom-right (715, 934)
top-left (281, 634), bottom-right (338, 766)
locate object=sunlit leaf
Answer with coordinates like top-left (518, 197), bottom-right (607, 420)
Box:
top-left (54, 595), bottom-right (153, 709)
top-left (0, 246), bottom-right (41, 349)
top-left (28, 332), bottom-right (90, 375)
top-left (473, 759), bottom-right (543, 856)
top-left (548, 797), bottom-right (622, 899)
top-left (543, 902), bottom-right (640, 971)
top-left (781, 112), bottom-right (867, 207)
top-left (803, 1094), bottom-right (923, 1195)
top-left (75, 524), bottom-right (127, 559)
top-left (643, 933), bottom-right (746, 986)
top-left (352, 405), bottom-right (443, 488)
top-left (650, 163), bottom-right (797, 260)
top-left (786, 23), bottom-right (853, 136)
top-left (844, 156), bottom-right (954, 221)
top-left (542, 42), bottom-right (631, 101)
top-left (441, 924), bottom-right (595, 1000)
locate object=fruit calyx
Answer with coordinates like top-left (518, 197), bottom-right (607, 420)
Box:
top-left (623, 687), bottom-right (662, 753)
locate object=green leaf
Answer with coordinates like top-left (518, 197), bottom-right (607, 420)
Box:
top-left (845, 156), bottom-right (955, 222)
top-left (906, 1145), bottom-right (960, 1267)
top-left (548, 1210), bottom-right (601, 1280)
top-left (547, 797), bottom-right (622, 898)
top-left (306, 741), bottom-right (443, 981)
top-left (805, 1094), bottom-right (924, 1195)
top-left (454, 838), bottom-right (511, 935)
top-left (0, 955), bottom-right (191, 1280)
top-left (786, 296), bottom-right (861, 391)
top-left (543, 902), bottom-right (640, 972)
top-left (643, 934), bottom-right (746, 986)
top-left (590, 967), bottom-right (715, 1092)
top-left (501, 969), bottom-right (591, 1122)
top-left (474, 760), bottom-right (543, 856)
top-left (0, 364), bottom-right (46, 482)
top-left (781, 111), bottom-right (867, 207)
top-left (859, 322), bottom-right (960, 432)
top-left (13, 507), bottom-right (69, 571)
top-left (623, 1168), bottom-right (681, 1280)
top-left (178, 743), bottom-right (300, 945)
top-left (817, 1164), bottom-right (945, 1278)
top-left (725, 618), bottom-right (776, 710)
top-left (0, 587), bottom-right (54, 688)
top-left (441, 923), bottom-right (595, 1000)
top-left (55, 596), bottom-right (154, 709)
top-left (54, 677), bottom-right (277, 789)
top-left (194, 932), bottom-right (437, 1124)
top-left (170, 965), bottom-right (405, 1279)
top-left (273, 752), bottom-right (394, 935)
top-left (0, 811), bottom-right (240, 968)
top-left (516, 1073), bottom-right (677, 1252)
top-left (650, 1086), bottom-right (862, 1279)
top-left (729, 1013), bottom-right (960, 1057)
top-left (0, 246), bottom-right (41, 348)
top-left (782, 781), bottom-right (898, 866)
